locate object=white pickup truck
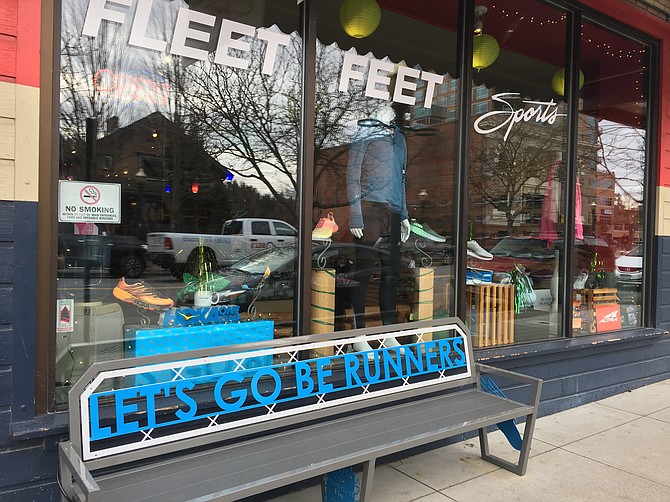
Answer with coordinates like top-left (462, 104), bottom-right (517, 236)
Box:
top-left (146, 218), bottom-right (297, 277)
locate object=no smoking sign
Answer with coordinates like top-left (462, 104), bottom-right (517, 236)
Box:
top-left (80, 185), bottom-right (101, 205)
top-left (59, 181), bottom-right (121, 223)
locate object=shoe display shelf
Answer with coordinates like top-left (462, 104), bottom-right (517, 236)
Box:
top-left (466, 283), bottom-right (515, 348)
top-left (573, 287), bottom-right (618, 334)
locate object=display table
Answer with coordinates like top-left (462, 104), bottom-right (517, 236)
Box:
top-left (467, 283), bottom-right (515, 347)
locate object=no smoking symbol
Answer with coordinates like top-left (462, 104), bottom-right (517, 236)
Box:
top-left (80, 186), bottom-right (101, 205)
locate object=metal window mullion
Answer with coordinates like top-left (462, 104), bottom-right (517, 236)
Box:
top-left (455, 0), bottom-right (475, 320)
top-left (562, 10), bottom-right (581, 338)
top-left (642, 42), bottom-right (659, 328)
top-left (295, 0), bottom-right (317, 339)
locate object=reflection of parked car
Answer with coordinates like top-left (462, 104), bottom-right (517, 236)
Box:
top-left (476, 236), bottom-right (615, 288)
top-left (147, 218), bottom-right (297, 278)
top-left (58, 234), bottom-right (148, 278)
top-left (615, 244), bottom-right (643, 286)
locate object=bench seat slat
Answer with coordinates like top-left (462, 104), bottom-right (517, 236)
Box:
top-left (97, 389), bottom-right (532, 501)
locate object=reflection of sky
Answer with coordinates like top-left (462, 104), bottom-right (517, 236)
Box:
top-left (597, 119), bottom-right (645, 204)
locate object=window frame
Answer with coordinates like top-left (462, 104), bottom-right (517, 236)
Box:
top-left (36, 0), bottom-right (661, 413)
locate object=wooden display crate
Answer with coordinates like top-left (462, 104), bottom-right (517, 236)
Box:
top-left (574, 288), bottom-right (618, 333)
top-left (467, 283), bottom-right (515, 348)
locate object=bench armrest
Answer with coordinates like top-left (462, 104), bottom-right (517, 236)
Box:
top-left (59, 442), bottom-right (102, 502)
top-left (475, 363), bottom-right (543, 409)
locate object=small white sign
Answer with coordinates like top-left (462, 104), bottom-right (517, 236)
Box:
top-left (58, 181), bottom-right (121, 223)
top-left (533, 289), bottom-right (554, 312)
top-left (57, 299), bottom-right (75, 334)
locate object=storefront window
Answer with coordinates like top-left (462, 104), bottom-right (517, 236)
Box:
top-left (52, 0), bottom-right (655, 408)
top-left (312, 1), bottom-right (459, 353)
top-left (56, 0), bottom-right (301, 406)
top-left (467, 2), bottom-right (569, 346)
top-left (572, 21), bottom-right (649, 334)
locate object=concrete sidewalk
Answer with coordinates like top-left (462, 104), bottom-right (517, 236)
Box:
top-left (269, 378), bottom-right (670, 502)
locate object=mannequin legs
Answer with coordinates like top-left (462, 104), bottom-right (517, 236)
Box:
top-left (349, 205), bottom-right (403, 352)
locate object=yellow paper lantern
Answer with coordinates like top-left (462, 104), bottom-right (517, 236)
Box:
top-left (472, 34), bottom-right (499, 71)
top-left (340, 0), bottom-right (381, 39)
top-left (552, 68), bottom-right (585, 96)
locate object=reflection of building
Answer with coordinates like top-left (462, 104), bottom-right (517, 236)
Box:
top-left (62, 112), bottom-right (229, 237)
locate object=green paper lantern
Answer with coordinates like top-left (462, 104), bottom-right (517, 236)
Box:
top-left (340, 0), bottom-right (381, 39)
top-left (552, 68), bottom-right (585, 96)
top-left (472, 34), bottom-right (499, 71)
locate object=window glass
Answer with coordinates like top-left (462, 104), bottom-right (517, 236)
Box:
top-left (313, 1), bottom-right (460, 352)
top-left (56, 0), bottom-right (301, 406)
top-left (467, 1), bottom-right (569, 345)
top-left (274, 221), bottom-right (297, 236)
top-left (251, 221), bottom-right (272, 235)
top-left (573, 21), bottom-right (649, 333)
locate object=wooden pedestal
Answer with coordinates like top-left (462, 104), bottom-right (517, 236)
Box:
top-left (467, 283), bottom-right (515, 347)
top-left (311, 268), bottom-right (335, 356)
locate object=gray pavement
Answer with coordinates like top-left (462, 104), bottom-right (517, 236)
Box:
top-left (269, 378), bottom-right (670, 501)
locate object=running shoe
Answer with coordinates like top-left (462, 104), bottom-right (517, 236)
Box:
top-left (113, 278), bottom-right (174, 310)
top-left (573, 269), bottom-right (589, 290)
top-left (179, 272), bottom-right (232, 301)
top-left (467, 240), bottom-right (493, 260)
top-left (312, 212), bottom-right (339, 239)
top-left (409, 219), bottom-right (446, 242)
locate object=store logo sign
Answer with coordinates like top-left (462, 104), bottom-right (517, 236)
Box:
top-left (161, 305), bottom-right (241, 327)
top-left (82, 0), bottom-right (290, 75)
top-left (474, 93), bottom-right (567, 141)
top-left (595, 304), bottom-right (622, 332)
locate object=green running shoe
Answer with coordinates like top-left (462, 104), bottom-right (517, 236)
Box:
top-left (179, 273), bottom-right (232, 301)
top-left (409, 219), bottom-right (446, 242)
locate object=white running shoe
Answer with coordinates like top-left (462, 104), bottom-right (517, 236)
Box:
top-left (467, 240), bottom-right (493, 260)
top-left (353, 341), bottom-right (375, 360)
top-left (573, 269), bottom-right (589, 290)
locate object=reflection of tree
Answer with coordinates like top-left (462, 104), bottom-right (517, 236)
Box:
top-left (591, 118), bottom-right (645, 205)
top-left (184, 35), bottom-right (383, 217)
top-left (470, 119), bottom-right (558, 232)
top-left (59, 0), bottom-right (132, 142)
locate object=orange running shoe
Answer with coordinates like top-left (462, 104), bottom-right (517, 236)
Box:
top-left (113, 278), bottom-right (174, 311)
top-left (312, 212), bottom-right (339, 239)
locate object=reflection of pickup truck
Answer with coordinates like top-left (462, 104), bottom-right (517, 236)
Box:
top-left (147, 218), bottom-right (297, 277)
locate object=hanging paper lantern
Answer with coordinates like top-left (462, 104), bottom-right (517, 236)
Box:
top-left (340, 0), bottom-right (381, 39)
top-left (552, 68), bottom-right (585, 96)
top-left (191, 181), bottom-right (199, 194)
top-left (165, 184), bottom-right (171, 194)
top-left (472, 34), bottom-right (499, 71)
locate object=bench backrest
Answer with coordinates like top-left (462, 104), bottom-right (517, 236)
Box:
top-left (68, 317), bottom-right (476, 471)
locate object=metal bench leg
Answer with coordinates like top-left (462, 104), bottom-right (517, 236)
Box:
top-left (478, 412), bottom-right (538, 476)
top-left (359, 459), bottom-right (376, 502)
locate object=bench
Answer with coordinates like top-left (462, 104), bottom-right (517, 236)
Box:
top-left (58, 317), bottom-right (542, 502)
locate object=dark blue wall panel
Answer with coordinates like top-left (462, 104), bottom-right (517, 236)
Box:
top-left (655, 236), bottom-right (670, 329)
top-left (11, 202), bottom-right (38, 420)
top-left (0, 327), bottom-right (10, 365)
top-left (0, 446), bottom-right (58, 491)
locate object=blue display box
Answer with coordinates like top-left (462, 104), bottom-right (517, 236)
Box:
top-left (125, 320), bottom-right (274, 385)
top-left (466, 268), bottom-right (493, 284)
